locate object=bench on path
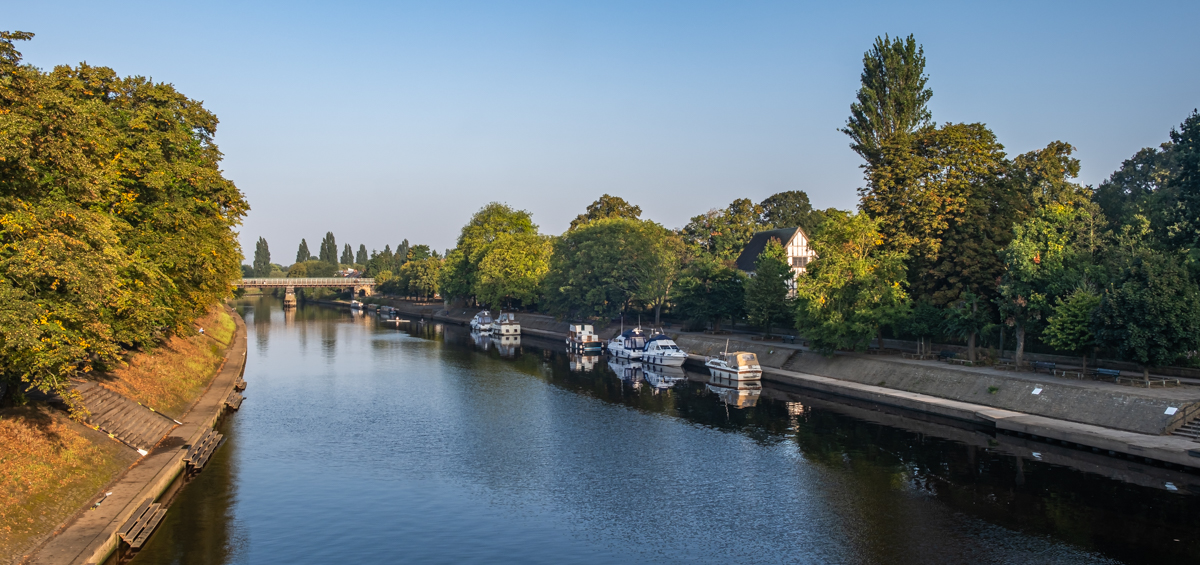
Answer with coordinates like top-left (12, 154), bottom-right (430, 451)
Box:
top-left (782, 335), bottom-right (796, 344)
top-left (1115, 374), bottom-right (1181, 388)
top-left (901, 352), bottom-right (935, 360)
top-left (947, 357), bottom-right (975, 366)
top-left (118, 498), bottom-right (167, 550)
top-left (1053, 368), bottom-right (1085, 379)
top-left (1089, 368), bottom-right (1122, 381)
top-left (184, 428), bottom-right (224, 474)
top-left (995, 359), bottom-right (1017, 370)
top-left (937, 350), bottom-right (958, 361)
top-left (1031, 361), bottom-right (1056, 374)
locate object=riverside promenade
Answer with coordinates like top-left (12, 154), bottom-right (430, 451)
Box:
top-left (377, 300), bottom-right (1200, 471)
top-left (28, 308), bottom-right (248, 565)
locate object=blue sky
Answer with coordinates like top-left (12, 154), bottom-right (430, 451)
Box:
top-left (9, 1), bottom-right (1200, 260)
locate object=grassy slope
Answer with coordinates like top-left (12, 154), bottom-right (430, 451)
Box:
top-left (0, 406), bottom-right (138, 563)
top-left (100, 308), bottom-right (235, 419)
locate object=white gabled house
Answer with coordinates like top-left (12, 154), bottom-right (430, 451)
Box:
top-left (734, 227), bottom-right (817, 293)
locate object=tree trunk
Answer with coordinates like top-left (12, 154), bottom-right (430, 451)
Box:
top-left (999, 327), bottom-right (1005, 361)
top-left (1015, 323), bottom-right (1026, 368)
top-left (1081, 353), bottom-right (1087, 373)
top-left (968, 332), bottom-right (976, 362)
top-left (654, 303), bottom-right (662, 327)
top-left (1143, 366), bottom-right (1150, 387)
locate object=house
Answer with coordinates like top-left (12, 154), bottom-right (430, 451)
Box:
top-left (734, 227), bottom-right (817, 287)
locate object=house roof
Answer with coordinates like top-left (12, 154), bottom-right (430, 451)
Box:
top-left (735, 227), bottom-right (800, 272)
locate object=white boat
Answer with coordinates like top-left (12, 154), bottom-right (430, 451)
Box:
top-left (492, 312), bottom-right (521, 336)
top-left (643, 364), bottom-right (686, 391)
top-left (706, 374), bottom-right (762, 408)
top-left (470, 310), bottom-right (493, 333)
top-left (566, 324), bottom-right (603, 352)
top-left (641, 333), bottom-right (687, 367)
top-left (608, 328), bottom-right (646, 360)
top-left (704, 343), bottom-right (762, 381)
top-left (350, 300), bottom-right (363, 310)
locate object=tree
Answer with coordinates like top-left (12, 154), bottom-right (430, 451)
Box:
top-left (296, 239), bottom-right (311, 263)
top-left (318, 232), bottom-right (337, 265)
top-left (356, 244), bottom-right (368, 265)
top-left (570, 194), bottom-right (642, 230)
top-left (842, 34), bottom-right (933, 164)
top-left (1095, 250), bottom-right (1200, 380)
top-left (340, 243), bottom-right (353, 266)
top-left (680, 198), bottom-right (765, 261)
top-left (440, 203), bottom-right (538, 302)
top-left (408, 258), bottom-right (441, 299)
top-left (672, 257), bottom-right (747, 332)
top-left (1043, 287), bottom-right (1101, 371)
top-left (1164, 110), bottom-right (1200, 257)
top-left (794, 211), bottom-right (909, 354)
top-left (635, 231), bottom-right (685, 327)
top-left (759, 190), bottom-right (825, 235)
top-left (253, 237), bottom-right (272, 277)
top-left (902, 301), bottom-right (942, 357)
top-left (407, 244), bottom-right (432, 261)
top-left (543, 218), bottom-right (672, 319)
top-left (475, 233), bottom-right (551, 308)
top-left (943, 290), bottom-right (990, 362)
top-left (744, 238), bottom-right (792, 336)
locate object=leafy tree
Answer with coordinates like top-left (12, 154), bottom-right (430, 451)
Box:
top-left (340, 243), bottom-right (353, 266)
top-left (759, 190), bottom-right (825, 235)
top-left (475, 233), bottom-right (551, 308)
top-left (318, 231), bottom-right (337, 265)
top-left (375, 270), bottom-right (394, 285)
top-left (570, 194), bottom-right (642, 230)
top-left (543, 218), bottom-right (671, 319)
top-left (356, 244), bottom-right (368, 265)
top-left (943, 290), bottom-right (990, 361)
top-left (744, 238), bottom-right (792, 336)
top-left (902, 300), bottom-right (942, 356)
top-left (407, 244), bottom-right (432, 261)
top-left (794, 211), bottom-right (909, 354)
top-left (1094, 144), bottom-right (1178, 231)
top-left (1164, 110), bottom-right (1200, 257)
top-left (672, 257), bottom-right (747, 332)
top-left (440, 203), bottom-right (538, 302)
top-left (635, 230), bottom-right (685, 327)
top-left (841, 34), bottom-right (933, 164)
top-left (396, 239), bottom-right (410, 264)
top-left (296, 239), bottom-right (311, 263)
top-left (1043, 287), bottom-right (1101, 370)
top-left (681, 198), bottom-right (764, 261)
top-left (253, 237), bottom-right (272, 277)
top-left (1095, 250), bottom-right (1200, 380)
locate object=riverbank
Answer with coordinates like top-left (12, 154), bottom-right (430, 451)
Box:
top-left (380, 300), bottom-right (1200, 471)
top-left (20, 307), bottom-right (248, 565)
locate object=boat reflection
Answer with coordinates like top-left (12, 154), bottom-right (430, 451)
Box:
top-left (492, 334), bottom-right (521, 357)
top-left (607, 357), bottom-right (644, 390)
top-left (470, 330), bottom-right (491, 351)
top-left (569, 354), bottom-right (601, 372)
top-left (706, 373), bottom-right (762, 409)
top-left (642, 364), bottom-right (686, 392)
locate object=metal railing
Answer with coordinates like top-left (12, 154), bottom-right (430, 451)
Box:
top-left (239, 278), bottom-right (375, 288)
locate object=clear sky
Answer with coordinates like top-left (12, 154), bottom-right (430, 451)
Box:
top-left (10, 1), bottom-right (1200, 261)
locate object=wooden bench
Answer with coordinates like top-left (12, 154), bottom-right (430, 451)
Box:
top-left (782, 335), bottom-right (796, 344)
top-left (184, 428), bottom-right (224, 473)
top-left (1089, 368), bottom-right (1121, 381)
top-left (947, 357), bottom-right (975, 366)
top-left (1031, 361), bottom-right (1056, 374)
top-left (1116, 375), bottom-right (1181, 388)
top-left (1053, 368), bottom-right (1085, 379)
top-left (118, 498), bottom-right (167, 550)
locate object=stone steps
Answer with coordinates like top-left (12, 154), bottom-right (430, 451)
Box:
top-left (75, 382), bottom-right (177, 452)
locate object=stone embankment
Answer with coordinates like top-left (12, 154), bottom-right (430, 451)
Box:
top-left (28, 308), bottom-right (248, 565)
top-left (380, 301), bottom-right (1200, 470)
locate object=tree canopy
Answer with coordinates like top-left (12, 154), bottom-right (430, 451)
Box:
top-left (569, 194), bottom-right (642, 230)
top-left (759, 190), bottom-right (826, 235)
top-left (842, 34), bottom-right (933, 163)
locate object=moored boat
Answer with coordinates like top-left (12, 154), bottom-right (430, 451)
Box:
top-left (470, 310), bottom-right (493, 333)
top-left (607, 328), bottom-right (646, 360)
top-left (641, 333), bottom-right (687, 367)
top-left (704, 345), bottom-right (762, 381)
top-left (567, 324), bottom-right (603, 352)
top-left (492, 312), bottom-right (521, 336)
top-left (350, 300), bottom-right (363, 310)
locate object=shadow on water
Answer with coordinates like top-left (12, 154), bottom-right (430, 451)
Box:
top-left (133, 298), bottom-right (1199, 565)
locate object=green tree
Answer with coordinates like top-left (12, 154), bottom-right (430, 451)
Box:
top-left (759, 190), bottom-right (826, 235)
top-left (1164, 110), bottom-right (1200, 257)
top-left (475, 233), bottom-right (551, 308)
top-left (356, 244), bottom-right (368, 265)
top-left (943, 290), bottom-right (990, 362)
top-left (253, 237), bottom-right (272, 277)
top-left (569, 194), bottom-right (642, 230)
top-left (744, 238), bottom-right (792, 336)
top-left (1043, 287), bottom-right (1101, 371)
top-left (681, 198), bottom-right (764, 261)
top-left (440, 203), bottom-right (538, 302)
top-left (635, 231), bottom-right (685, 327)
top-left (296, 239), bottom-right (311, 263)
top-left (902, 301), bottom-right (942, 357)
top-left (672, 257), bottom-right (747, 332)
top-left (842, 34), bottom-right (933, 164)
top-left (340, 243), bottom-right (353, 265)
top-left (543, 218), bottom-right (670, 319)
top-left (318, 231), bottom-right (337, 265)
top-left (407, 244), bottom-right (432, 261)
top-left (794, 211), bottom-right (909, 354)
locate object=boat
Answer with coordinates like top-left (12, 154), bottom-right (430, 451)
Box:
top-left (470, 310), bottom-right (493, 333)
top-left (641, 333), bottom-right (687, 367)
top-left (350, 300), bottom-right (363, 310)
top-left (706, 374), bottom-right (762, 408)
top-left (704, 342), bottom-right (762, 381)
top-left (492, 312), bottom-right (521, 336)
top-left (607, 327), bottom-right (646, 360)
top-left (642, 364), bottom-right (686, 391)
top-left (566, 324), bottom-right (603, 352)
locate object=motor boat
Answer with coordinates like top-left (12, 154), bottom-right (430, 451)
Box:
top-left (641, 333), bottom-right (687, 367)
top-left (470, 310), bottom-right (493, 333)
top-left (608, 327), bottom-right (646, 360)
top-left (642, 364), bottom-right (686, 391)
top-left (566, 324), bottom-right (603, 352)
top-left (706, 374), bottom-right (762, 409)
top-left (704, 342), bottom-right (762, 381)
top-left (492, 312), bottom-right (521, 336)
top-left (350, 300), bottom-right (363, 310)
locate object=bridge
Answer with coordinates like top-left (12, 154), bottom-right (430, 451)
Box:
top-left (239, 278), bottom-right (375, 308)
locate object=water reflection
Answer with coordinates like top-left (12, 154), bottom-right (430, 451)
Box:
top-left (642, 364), bottom-right (686, 393)
top-left (569, 354), bottom-right (600, 372)
top-left (607, 357), bottom-right (644, 390)
top-left (493, 334), bottom-right (521, 358)
top-left (705, 373), bottom-right (762, 409)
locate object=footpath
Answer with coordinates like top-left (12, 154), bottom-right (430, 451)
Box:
top-left (27, 309), bottom-right (248, 565)
top-left (373, 299), bottom-right (1200, 471)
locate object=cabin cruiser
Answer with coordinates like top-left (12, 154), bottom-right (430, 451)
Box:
top-left (706, 374), bottom-right (762, 409)
top-left (470, 310), bottom-right (493, 333)
top-left (641, 333), bottom-right (687, 367)
top-left (566, 324), bottom-right (603, 352)
top-left (704, 346), bottom-right (762, 381)
top-left (608, 328), bottom-right (646, 360)
top-left (350, 300), bottom-right (363, 310)
top-left (492, 312), bottom-right (521, 336)
top-left (642, 364), bottom-right (686, 391)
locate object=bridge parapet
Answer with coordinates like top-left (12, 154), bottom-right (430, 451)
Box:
top-left (239, 278), bottom-right (375, 288)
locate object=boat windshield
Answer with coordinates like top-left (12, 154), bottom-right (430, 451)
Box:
top-left (628, 338), bottom-right (645, 349)
top-left (735, 353), bottom-right (758, 367)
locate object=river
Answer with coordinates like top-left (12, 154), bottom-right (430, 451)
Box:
top-left (131, 297), bottom-right (1198, 564)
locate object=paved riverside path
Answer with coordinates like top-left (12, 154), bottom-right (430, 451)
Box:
top-left (29, 307), bottom-right (248, 565)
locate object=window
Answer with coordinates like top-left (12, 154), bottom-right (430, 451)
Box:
top-left (791, 256), bottom-right (809, 267)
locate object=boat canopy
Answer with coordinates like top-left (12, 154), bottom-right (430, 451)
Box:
top-left (728, 352), bottom-right (759, 367)
top-left (646, 334), bottom-right (675, 344)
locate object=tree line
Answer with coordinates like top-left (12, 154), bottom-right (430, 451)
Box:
top-left (247, 232), bottom-right (444, 299)
top-left (0, 32), bottom-right (248, 404)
